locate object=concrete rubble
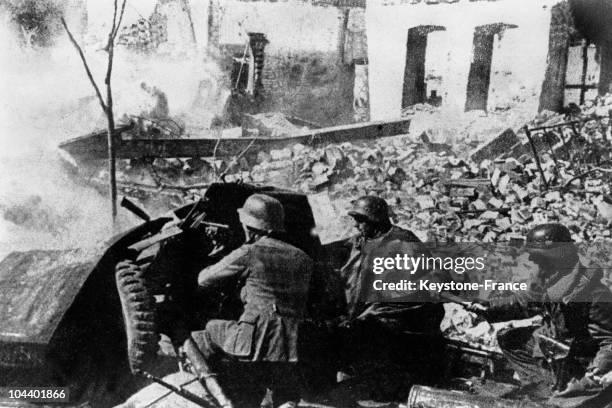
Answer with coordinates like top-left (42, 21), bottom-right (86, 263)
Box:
top-left (100, 95), bottom-right (612, 355)
top-left (249, 97), bottom-right (612, 354)
top-left (108, 95), bottom-right (612, 270)
top-left (250, 116), bottom-right (612, 247)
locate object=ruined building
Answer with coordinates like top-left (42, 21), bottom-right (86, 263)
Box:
top-left (367, 0), bottom-right (612, 120)
top-left (78, 0), bottom-right (368, 126)
top-left (208, 0), bottom-right (368, 125)
top-left (78, 0), bottom-right (612, 127)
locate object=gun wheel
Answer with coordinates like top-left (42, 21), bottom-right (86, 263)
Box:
top-left (115, 260), bottom-right (160, 373)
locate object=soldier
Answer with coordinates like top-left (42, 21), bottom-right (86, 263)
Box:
top-left (332, 195), bottom-right (445, 400)
top-left (468, 223), bottom-right (612, 406)
top-left (194, 194), bottom-right (314, 408)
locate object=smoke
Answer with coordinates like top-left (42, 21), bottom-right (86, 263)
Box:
top-left (0, 3), bottom-right (230, 259)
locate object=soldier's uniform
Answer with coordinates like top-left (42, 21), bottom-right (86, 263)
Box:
top-left (480, 224), bottom-right (612, 407)
top-left (341, 225), bottom-right (444, 333)
top-left (194, 194), bottom-right (313, 407)
top-left (197, 236), bottom-right (313, 363)
top-left (332, 196), bottom-right (445, 400)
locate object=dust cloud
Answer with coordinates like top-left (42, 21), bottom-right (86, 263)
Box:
top-left (0, 7), bottom-right (229, 259)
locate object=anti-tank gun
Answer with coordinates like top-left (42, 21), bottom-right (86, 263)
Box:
top-left (0, 181), bottom-right (333, 408)
top-left (115, 198), bottom-right (234, 408)
top-left (113, 183), bottom-right (327, 407)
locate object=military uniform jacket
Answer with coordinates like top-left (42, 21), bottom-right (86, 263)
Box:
top-left (340, 226), bottom-right (444, 334)
top-left (488, 263), bottom-right (612, 373)
top-left (198, 236), bottom-right (313, 362)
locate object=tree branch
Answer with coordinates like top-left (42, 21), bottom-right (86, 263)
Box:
top-left (110, 0), bottom-right (119, 40)
top-left (104, 0), bottom-right (123, 222)
top-left (60, 17), bottom-right (107, 111)
top-left (105, 0), bottom-right (123, 101)
top-left (63, 1), bottom-right (124, 223)
top-left (112, 0), bottom-right (128, 42)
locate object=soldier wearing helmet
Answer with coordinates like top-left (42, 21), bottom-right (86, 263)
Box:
top-left (468, 223), bottom-right (612, 404)
top-left (347, 195), bottom-right (394, 241)
top-left (342, 195), bottom-right (443, 326)
top-left (332, 195), bottom-right (445, 400)
top-left (524, 223), bottom-right (578, 281)
top-left (195, 194), bottom-right (313, 408)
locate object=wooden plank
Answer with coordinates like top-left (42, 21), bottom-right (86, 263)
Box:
top-left (58, 123), bottom-right (132, 159)
top-left (470, 128), bottom-right (518, 163)
top-left (60, 118), bottom-right (411, 161)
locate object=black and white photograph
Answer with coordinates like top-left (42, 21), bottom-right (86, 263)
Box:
top-left (1, 1), bottom-right (612, 407)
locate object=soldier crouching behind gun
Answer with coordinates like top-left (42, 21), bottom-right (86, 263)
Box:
top-left (330, 196), bottom-right (446, 401)
top-left (467, 223), bottom-right (612, 407)
top-left (191, 194), bottom-right (314, 408)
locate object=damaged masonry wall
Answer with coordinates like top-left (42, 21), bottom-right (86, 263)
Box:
top-left (216, 0), bottom-right (359, 125)
top-left (366, 0), bottom-right (560, 120)
top-left (85, 0), bottom-right (361, 126)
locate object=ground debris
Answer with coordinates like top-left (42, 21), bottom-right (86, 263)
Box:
top-left (87, 97), bottom-right (612, 294)
top-left (66, 99), bottom-right (612, 373)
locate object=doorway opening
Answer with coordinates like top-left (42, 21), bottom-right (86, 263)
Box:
top-left (465, 23), bottom-right (517, 112)
top-left (402, 25), bottom-right (446, 108)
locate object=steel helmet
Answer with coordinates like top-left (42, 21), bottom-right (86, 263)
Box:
top-left (348, 195), bottom-right (390, 225)
top-left (238, 194), bottom-right (285, 233)
top-left (525, 223), bottom-right (575, 259)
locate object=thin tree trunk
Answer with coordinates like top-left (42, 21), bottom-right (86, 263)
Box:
top-left (106, 108), bottom-right (117, 221)
top-left (62, 0), bottom-right (127, 224)
top-left (104, 0), bottom-right (126, 224)
top-left (106, 20), bottom-right (118, 221)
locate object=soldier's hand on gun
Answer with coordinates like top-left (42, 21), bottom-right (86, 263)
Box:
top-left (208, 242), bottom-right (227, 259)
top-left (598, 370), bottom-right (612, 386)
top-left (465, 301), bottom-right (489, 315)
top-left (586, 367), bottom-right (612, 387)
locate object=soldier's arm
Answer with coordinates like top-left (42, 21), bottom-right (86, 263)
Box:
top-left (478, 285), bottom-right (543, 322)
top-left (198, 245), bottom-right (250, 289)
top-left (587, 293), bottom-right (612, 375)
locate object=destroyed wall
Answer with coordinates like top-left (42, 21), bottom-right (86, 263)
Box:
top-left (215, 0), bottom-right (360, 126)
top-left (83, 0), bottom-right (228, 130)
top-left (366, 0), bottom-right (560, 120)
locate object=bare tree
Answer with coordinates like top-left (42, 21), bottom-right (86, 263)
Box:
top-left (61, 0), bottom-right (127, 223)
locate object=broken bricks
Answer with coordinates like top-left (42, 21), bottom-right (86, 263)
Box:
top-left (124, 92), bottom-right (612, 250)
top-left (470, 128), bottom-right (519, 163)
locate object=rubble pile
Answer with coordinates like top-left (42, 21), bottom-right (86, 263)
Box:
top-left (251, 126), bottom-right (612, 246)
top-left (242, 112), bottom-right (308, 138)
top-left (90, 96), bottom-right (612, 356)
top-left (442, 303), bottom-right (498, 351)
top-left (402, 102), bottom-right (537, 148)
top-left (111, 97), bottom-right (612, 256)
top-left (246, 97), bottom-right (612, 297)
top-left (441, 303), bottom-right (542, 353)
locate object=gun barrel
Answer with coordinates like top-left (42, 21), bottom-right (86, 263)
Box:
top-left (121, 197), bottom-right (151, 222)
top-left (534, 333), bottom-right (570, 358)
top-left (201, 220), bottom-right (230, 229)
